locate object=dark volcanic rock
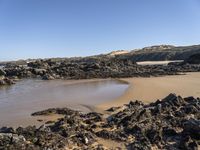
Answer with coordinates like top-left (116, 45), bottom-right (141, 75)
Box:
top-left (179, 135), bottom-right (199, 150)
top-left (0, 44), bottom-right (200, 87)
top-left (185, 53), bottom-right (200, 64)
top-left (0, 77), bottom-right (15, 86)
top-left (31, 107), bottom-right (78, 116)
top-left (0, 127), bottom-right (15, 133)
top-left (1, 52), bottom-right (200, 85)
top-left (101, 94), bottom-right (200, 149)
top-left (42, 74), bottom-right (55, 80)
top-left (182, 119), bottom-right (200, 140)
top-left (0, 69), bottom-right (6, 76)
top-left (106, 106), bottom-right (121, 112)
top-left (0, 94), bottom-right (200, 149)
top-left (96, 129), bottom-right (127, 141)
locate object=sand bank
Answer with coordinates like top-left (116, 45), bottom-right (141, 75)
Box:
top-left (136, 60), bottom-right (183, 65)
top-left (97, 72), bottom-right (200, 110)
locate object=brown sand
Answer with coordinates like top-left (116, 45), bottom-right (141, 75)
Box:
top-left (97, 72), bottom-right (200, 110)
top-left (96, 138), bottom-right (127, 149)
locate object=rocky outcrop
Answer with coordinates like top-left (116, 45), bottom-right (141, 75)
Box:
top-left (0, 68), bottom-right (15, 86)
top-left (127, 44), bottom-right (200, 61)
top-left (0, 77), bottom-right (15, 86)
top-left (1, 44), bottom-right (200, 86)
top-left (0, 94), bottom-right (199, 149)
top-left (2, 56), bottom-right (200, 82)
top-left (0, 69), bottom-right (6, 76)
top-left (185, 53), bottom-right (200, 64)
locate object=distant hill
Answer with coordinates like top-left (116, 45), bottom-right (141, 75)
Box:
top-left (119, 44), bottom-right (200, 61)
top-left (0, 60), bottom-right (27, 66)
top-left (107, 50), bottom-right (129, 56)
top-left (1, 44), bottom-right (200, 65)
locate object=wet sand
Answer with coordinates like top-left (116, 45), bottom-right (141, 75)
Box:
top-left (1, 72), bottom-right (200, 128)
top-left (97, 72), bottom-right (200, 110)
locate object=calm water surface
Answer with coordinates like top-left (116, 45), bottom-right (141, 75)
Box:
top-left (0, 79), bottom-right (128, 127)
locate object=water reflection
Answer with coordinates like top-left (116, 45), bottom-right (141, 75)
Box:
top-left (0, 79), bottom-right (128, 127)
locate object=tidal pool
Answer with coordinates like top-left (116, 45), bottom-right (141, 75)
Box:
top-left (0, 79), bottom-right (129, 127)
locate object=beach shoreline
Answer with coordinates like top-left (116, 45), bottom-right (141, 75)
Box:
top-left (96, 72), bottom-right (200, 111)
top-left (1, 72), bottom-right (200, 127)
top-left (0, 72), bottom-right (200, 149)
top-left (25, 72), bottom-right (200, 116)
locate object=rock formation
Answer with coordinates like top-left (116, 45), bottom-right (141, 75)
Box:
top-left (0, 94), bottom-right (199, 149)
top-left (1, 56), bottom-right (200, 83)
top-left (185, 53), bottom-right (200, 64)
top-left (0, 44), bottom-right (200, 86)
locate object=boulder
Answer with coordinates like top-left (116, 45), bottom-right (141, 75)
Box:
top-left (179, 136), bottom-right (198, 150)
top-left (4, 78), bottom-right (15, 84)
top-left (42, 74), bottom-right (55, 80)
top-left (96, 130), bottom-right (127, 141)
top-left (182, 119), bottom-right (200, 140)
top-left (106, 106), bottom-right (121, 112)
top-left (0, 127), bottom-right (15, 133)
top-left (0, 78), bottom-right (15, 86)
top-left (162, 127), bottom-right (177, 137)
top-left (145, 128), bottom-right (162, 144)
top-left (0, 69), bottom-right (6, 76)
top-left (32, 69), bottom-right (47, 75)
top-left (0, 79), bottom-right (5, 85)
top-left (0, 133), bottom-right (26, 149)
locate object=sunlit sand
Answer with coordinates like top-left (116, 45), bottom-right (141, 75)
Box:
top-left (97, 72), bottom-right (200, 110)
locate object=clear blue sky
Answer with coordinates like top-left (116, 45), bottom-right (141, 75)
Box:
top-left (0, 0), bottom-right (200, 61)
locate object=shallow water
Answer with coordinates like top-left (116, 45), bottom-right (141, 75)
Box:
top-left (0, 79), bottom-right (128, 127)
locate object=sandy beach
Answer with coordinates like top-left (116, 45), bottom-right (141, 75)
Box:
top-left (136, 60), bottom-right (183, 65)
top-left (97, 72), bottom-right (200, 110)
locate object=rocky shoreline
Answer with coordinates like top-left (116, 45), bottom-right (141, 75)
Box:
top-left (1, 54), bottom-right (200, 86)
top-left (0, 69), bottom-right (15, 86)
top-left (0, 94), bottom-right (199, 150)
top-left (0, 51), bottom-right (200, 149)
